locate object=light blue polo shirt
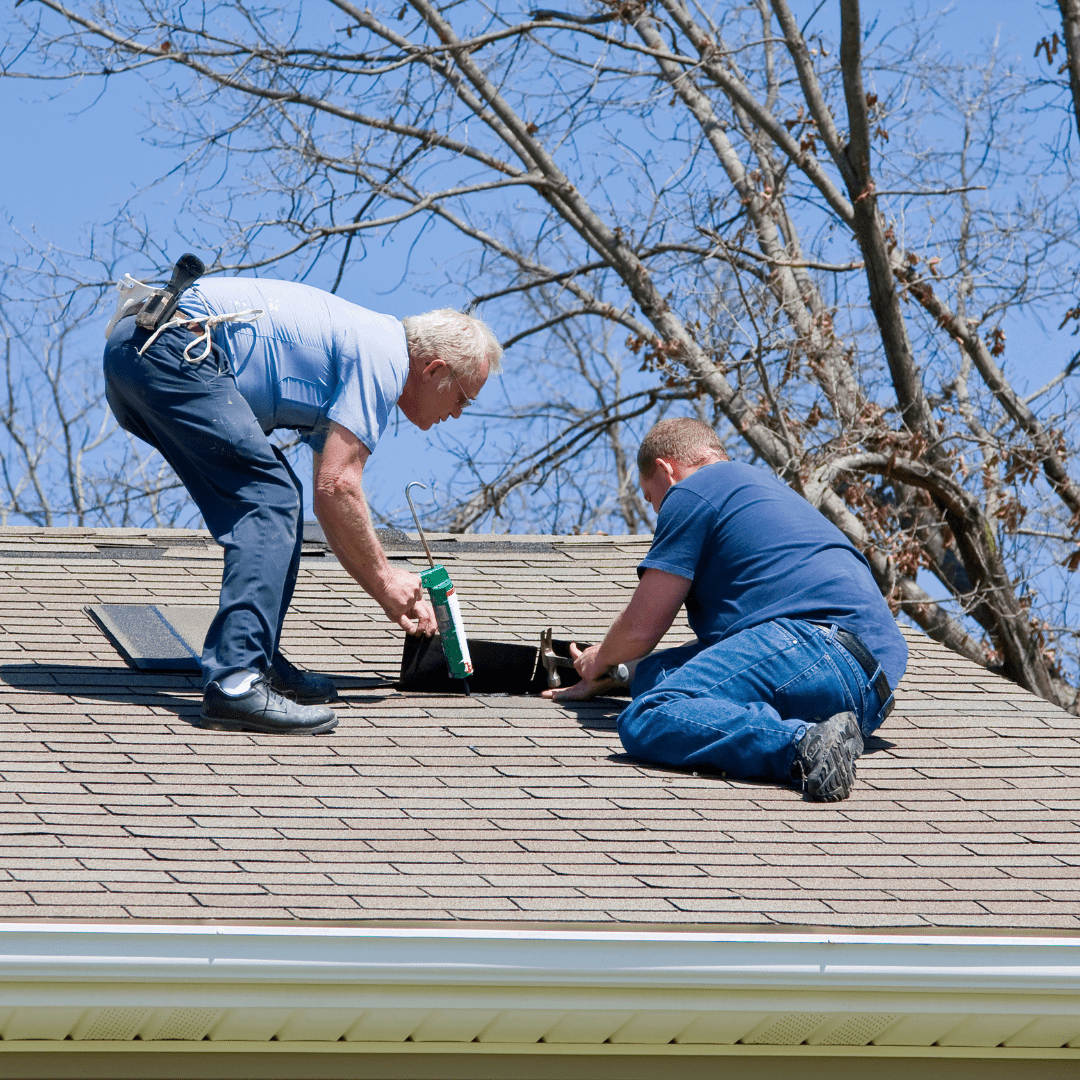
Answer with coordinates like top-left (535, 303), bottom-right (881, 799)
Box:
top-left (181, 277), bottom-right (409, 453)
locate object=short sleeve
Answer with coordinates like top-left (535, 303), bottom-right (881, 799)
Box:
top-left (637, 487), bottom-right (713, 581)
top-left (323, 334), bottom-right (407, 453)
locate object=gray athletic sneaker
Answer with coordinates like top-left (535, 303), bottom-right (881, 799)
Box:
top-left (792, 712), bottom-right (864, 801)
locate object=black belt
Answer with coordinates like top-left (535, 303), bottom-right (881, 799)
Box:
top-left (125, 306), bottom-right (205, 335)
top-left (831, 627), bottom-right (894, 719)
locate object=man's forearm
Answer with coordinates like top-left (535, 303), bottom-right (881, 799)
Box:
top-left (594, 606), bottom-right (668, 669)
top-left (311, 425), bottom-right (434, 634)
top-left (580, 569), bottom-right (692, 681)
top-left (314, 478), bottom-right (393, 599)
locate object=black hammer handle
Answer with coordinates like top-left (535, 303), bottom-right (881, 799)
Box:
top-left (136, 253), bottom-right (206, 332)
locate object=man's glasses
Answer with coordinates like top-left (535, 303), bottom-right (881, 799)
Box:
top-left (447, 364), bottom-right (476, 409)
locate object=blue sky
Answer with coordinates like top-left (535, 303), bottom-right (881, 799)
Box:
top-left (0, 45), bottom-right (477, 528)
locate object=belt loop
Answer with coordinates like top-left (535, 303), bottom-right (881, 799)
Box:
top-left (866, 661), bottom-right (882, 693)
top-left (868, 663), bottom-right (893, 723)
top-left (877, 684), bottom-right (895, 724)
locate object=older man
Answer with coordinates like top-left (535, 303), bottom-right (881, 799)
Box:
top-left (104, 275), bottom-right (501, 735)
top-left (546, 418), bottom-right (907, 801)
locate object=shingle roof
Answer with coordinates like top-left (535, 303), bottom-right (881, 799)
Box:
top-left (0, 525), bottom-right (1077, 930)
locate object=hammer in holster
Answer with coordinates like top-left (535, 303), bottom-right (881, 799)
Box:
top-left (136, 253), bottom-right (206, 332)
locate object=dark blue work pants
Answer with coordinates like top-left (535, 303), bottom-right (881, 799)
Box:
top-left (620, 619), bottom-right (889, 783)
top-left (103, 316), bottom-right (304, 687)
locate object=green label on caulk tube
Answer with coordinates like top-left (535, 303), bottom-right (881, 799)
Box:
top-left (420, 564), bottom-right (474, 679)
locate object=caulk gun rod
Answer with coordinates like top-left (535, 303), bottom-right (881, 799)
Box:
top-left (415, 522), bottom-right (435, 569)
top-left (405, 481), bottom-right (437, 569)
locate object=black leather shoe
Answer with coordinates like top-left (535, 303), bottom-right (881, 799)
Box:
top-left (200, 675), bottom-right (337, 734)
top-left (792, 711), bottom-right (864, 801)
top-left (268, 651), bottom-right (338, 704)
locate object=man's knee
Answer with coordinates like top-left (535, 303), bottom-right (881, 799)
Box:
top-left (262, 474), bottom-right (302, 526)
top-left (629, 652), bottom-right (668, 698)
top-left (618, 685), bottom-right (691, 755)
top-left (617, 698), bottom-right (654, 759)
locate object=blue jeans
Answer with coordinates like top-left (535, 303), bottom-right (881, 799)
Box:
top-left (619, 619), bottom-right (889, 783)
top-left (104, 316), bottom-right (304, 687)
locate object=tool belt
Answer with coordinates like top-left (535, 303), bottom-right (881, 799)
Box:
top-left (143, 306), bottom-right (265, 364)
top-left (831, 627), bottom-right (894, 719)
top-left (105, 253), bottom-right (256, 363)
top-left (105, 254), bottom-right (214, 361)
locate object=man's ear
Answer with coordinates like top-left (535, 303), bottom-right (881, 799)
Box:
top-left (418, 358), bottom-right (442, 382)
top-left (654, 457), bottom-right (678, 482)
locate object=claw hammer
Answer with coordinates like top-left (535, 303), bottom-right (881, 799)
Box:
top-left (540, 627), bottom-right (629, 689)
top-left (136, 253), bottom-right (205, 332)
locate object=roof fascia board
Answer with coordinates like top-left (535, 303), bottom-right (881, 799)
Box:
top-left (2, 1040), bottom-right (1078, 1061)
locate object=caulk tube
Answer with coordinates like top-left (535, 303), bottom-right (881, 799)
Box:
top-left (419, 564), bottom-right (474, 679)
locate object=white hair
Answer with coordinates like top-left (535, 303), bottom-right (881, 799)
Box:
top-left (401, 308), bottom-right (503, 381)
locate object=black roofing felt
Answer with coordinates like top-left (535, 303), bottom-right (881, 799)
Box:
top-left (398, 633), bottom-right (593, 695)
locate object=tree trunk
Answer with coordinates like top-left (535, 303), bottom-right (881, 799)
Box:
top-left (1058, 0), bottom-right (1080, 143)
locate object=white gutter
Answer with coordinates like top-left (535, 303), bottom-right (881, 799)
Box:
top-left (0, 922), bottom-right (1078, 993)
top-left (0, 924), bottom-right (1078, 1055)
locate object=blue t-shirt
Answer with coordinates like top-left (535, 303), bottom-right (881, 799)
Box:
top-left (639, 461), bottom-right (908, 688)
top-left (181, 278), bottom-right (409, 453)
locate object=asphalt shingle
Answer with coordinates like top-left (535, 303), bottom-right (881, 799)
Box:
top-left (0, 524), bottom-right (1078, 929)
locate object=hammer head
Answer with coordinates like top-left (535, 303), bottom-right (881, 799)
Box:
top-left (169, 253), bottom-right (206, 293)
top-left (540, 627), bottom-right (579, 688)
top-left (539, 627), bottom-right (560, 688)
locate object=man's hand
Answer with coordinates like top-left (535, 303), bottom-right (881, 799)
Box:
top-left (541, 642), bottom-right (617, 702)
top-left (571, 642), bottom-right (606, 683)
top-left (380, 566), bottom-right (437, 635)
top-left (314, 423), bottom-right (437, 636)
top-left (542, 568), bottom-right (691, 702)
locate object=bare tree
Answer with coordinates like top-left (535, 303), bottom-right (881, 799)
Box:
top-left (0, 260), bottom-right (190, 527)
top-left (5, 0), bottom-right (1080, 709)
top-left (1054, 0), bottom-right (1080, 140)
top-left (438, 289), bottom-right (683, 534)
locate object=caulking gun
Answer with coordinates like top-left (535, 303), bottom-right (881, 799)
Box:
top-left (405, 482), bottom-right (474, 691)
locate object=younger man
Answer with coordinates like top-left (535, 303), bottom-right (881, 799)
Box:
top-left (546, 418), bottom-right (907, 801)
